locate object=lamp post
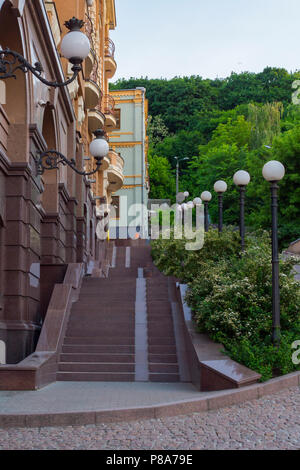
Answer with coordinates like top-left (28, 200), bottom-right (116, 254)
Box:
top-left (262, 160), bottom-right (285, 347)
top-left (0, 18), bottom-right (90, 88)
top-left (37, 129), bottom-right (109, 176)
top-left (201, 191), bottom-right (212, 232)
top-left (214, 181), bottom-right (227, 233)
top-left (233, 170), bottom-right (251, 252)
top-left (174, 157), bottom-right (189, 195)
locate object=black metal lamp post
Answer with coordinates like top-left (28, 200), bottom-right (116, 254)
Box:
top-left (262, 160), bottom-right (286, 347)
top-left (233, 170), bottom-right (251, 252)
top-left (0, 18), bottom-right (90, 88)
top-left (214, 181), bottom-right (227, 233)
top-left (37, 129), bottom-right (109, 176)
top-left (200, 191), bottom-right (212, 232)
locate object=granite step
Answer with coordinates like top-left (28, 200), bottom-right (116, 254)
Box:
top-left (60, 353), bottom-right (135, 363)
top-left (64, 336), bottom-right (135, 345)
top-left (62, 345), bottom-right (135, 354)
top-left (149, 363), bottom-right (179, 374)
top-left (149, 354), bottom-right (178, 363)
top-left (149, 373), bottom-right (180, 383)
top-left (57, 372), bottom-right (135, 382)
top-left (58, 362), bottom-right (135, 373)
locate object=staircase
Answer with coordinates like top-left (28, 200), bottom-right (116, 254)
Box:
top-left (57, 240), bottom-right (187, 383)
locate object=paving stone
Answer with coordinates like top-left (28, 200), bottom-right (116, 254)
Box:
top-left (0, 387), bottom-right (299, 450)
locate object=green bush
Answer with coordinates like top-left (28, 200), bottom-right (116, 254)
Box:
top-left (151, 228), bottom-right (300, 381)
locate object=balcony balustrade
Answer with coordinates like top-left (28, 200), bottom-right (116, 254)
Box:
top-left (104, 38), bottom-right (117, 78)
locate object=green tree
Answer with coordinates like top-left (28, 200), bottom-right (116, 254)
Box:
top-left (148, 148), bottom-right (175, 200)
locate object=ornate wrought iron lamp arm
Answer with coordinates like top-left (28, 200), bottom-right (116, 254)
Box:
top-left (0, 48), bottom-right (81, 88)
top-left (37, 150), bottom-right (102, 176)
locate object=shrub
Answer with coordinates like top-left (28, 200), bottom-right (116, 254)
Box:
top-left (151, 228), bottom-right (300, 381)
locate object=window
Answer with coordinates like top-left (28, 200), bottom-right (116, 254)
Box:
top-left (115, 108), bottom-right (121, 130)
top-left (111, 196), bottom-right (120, 219)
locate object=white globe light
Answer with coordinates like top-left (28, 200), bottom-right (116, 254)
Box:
top-left (201, 191), bottom-right (212, 202)
top-left (61, 30), bottom-right (90, 61)
top-left (187, 201), bottom-right (194, 209)
top-left (183, 191), bottom-right (189, 198)
top-left (89, 136), bottom-right (109, 158)
top-left (176, 192), bottom-right (185, 203)
top-left (233, 170), bottom-right (251, 186)
top-left (262, 160), bottom-right (285, 182)
top-left (214, 180), bottom-right (227, 193)
top-left (193, 197), bottom-right (202, 205)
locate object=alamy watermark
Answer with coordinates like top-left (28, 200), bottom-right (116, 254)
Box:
top-left (292, 80), bottom-right (300, 104)
top-left (292, 340), bottom-right (300, 365)
top-left (96, 197), bottom-right (204, 251)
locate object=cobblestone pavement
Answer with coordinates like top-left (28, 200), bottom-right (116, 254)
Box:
top-left (0, 387), bottom-right (299, 450)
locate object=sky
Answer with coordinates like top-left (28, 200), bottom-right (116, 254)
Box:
top-left (110, 0), bottom-right (300, 82)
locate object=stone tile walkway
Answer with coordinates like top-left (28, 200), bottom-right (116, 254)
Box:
top-left (0, 382), bottom-right (202, 414)
top-left (0, 387), bottom-right (299, 450)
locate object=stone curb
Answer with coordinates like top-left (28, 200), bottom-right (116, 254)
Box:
top-left (0, 372), bottom-right (299, 429)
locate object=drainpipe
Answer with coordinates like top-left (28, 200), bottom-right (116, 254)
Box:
top-left (136, 87), bottom-right (146, 238)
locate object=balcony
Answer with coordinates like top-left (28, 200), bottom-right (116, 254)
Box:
top-left (107, 149), bottom-right (124, 192)
top-left (84, 11), bottom-right (96, 77)
top-left (103, 94), bottom-right (117, 130)
top-left (85, 55), bottom-right (101, 109)
top-left (88, 101), bottom-right (105, 133)
top-left (104, 38), bottom-right (117, 79)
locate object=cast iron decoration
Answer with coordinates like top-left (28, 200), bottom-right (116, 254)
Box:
top-left (0, 18), bottom-right (90, 88)
top-left (37, 129), bottom-right (109, 176)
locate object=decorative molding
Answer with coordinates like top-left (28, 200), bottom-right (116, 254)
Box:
top-left (121, 184), bottom-right (143, 189)
top-left (111, 142), bottom-right (142, 148)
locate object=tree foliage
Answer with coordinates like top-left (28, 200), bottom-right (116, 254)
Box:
top-left (111, 69), bottom-right (300, 247)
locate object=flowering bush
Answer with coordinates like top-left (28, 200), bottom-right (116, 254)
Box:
top-left (151, 228), bottom-right (300, 381)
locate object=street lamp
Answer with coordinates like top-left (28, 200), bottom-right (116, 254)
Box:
top-left (173, 157), bottom-right (189, 195)
top-left (214, 180), bottom-right (227, 233)
top-left (262, 160), bottom-right (285, 347)
top-left (37, 129), bottom-right (109, 176)
top-left (201, 191), bottom-right (212, 232)
top-left (193, 197), bottom-right (202, 206)
top-left (184, 191), bottom-right (189, 198)
top-left (0, 18), bottom-right (90, 88)
top-left (233, 170), bottom-right (251, 252)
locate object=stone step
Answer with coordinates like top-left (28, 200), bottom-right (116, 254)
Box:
top-left (66, 328), bottom-right (134, 337)
top-left (62, 344), bottom-right (135, 354)
top-left (148, 329), bottom-right (176, 338)
top-left (70, 302), bottom-right (135, 311)
top-left (58, 362), bottom-right (135, 373)
top-left (148, 354), bottom-right (178, 364)
top-left (149, 373), bottom-right (180, 383)
top-left (57, 372), bottom-right (135, 382)
top-left (149, 363), bottom-right (179, 374)
top-left (60, 353), bottom-right (135, 363)
top-left (64, 336), bottom-right (135, 345)
top-left (79, 288), bottom-right (136, 296)
top-left (69, 314), bottom-right (135, 322)
top-left (148, 345), bottom-right (177, 355)
top-left (148, 337), bottom-right (176, 345)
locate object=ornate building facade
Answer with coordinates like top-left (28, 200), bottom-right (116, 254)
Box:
top-left (109, 88), bottom-right (149, 239)
top-left (0, 0), bottom-right (121, 365)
